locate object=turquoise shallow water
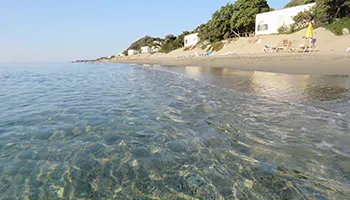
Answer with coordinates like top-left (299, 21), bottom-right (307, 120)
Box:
top-left (0, 63), bottom-right (349, 199)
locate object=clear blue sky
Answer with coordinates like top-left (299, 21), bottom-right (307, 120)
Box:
top-left (1, 0), bottom-right (289, 62)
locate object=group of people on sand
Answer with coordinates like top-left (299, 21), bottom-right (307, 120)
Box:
top-left (263, 17), bottom-right (316, 53)
top-left (264, 17), bottom-right (349, 53)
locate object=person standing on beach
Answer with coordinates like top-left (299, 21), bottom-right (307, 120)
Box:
top-left (305, 17), bottom-right (314, 52)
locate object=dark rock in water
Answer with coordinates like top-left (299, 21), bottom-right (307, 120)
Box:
top-left (132, 147), bottom-right (149, 158)
top-left (133, 132), bottom-right (152, 139)
top-left (167, 141), bottom-right (187, 153)
top-left (32, 130), bottom-right (53, 140)
top-left (73, 179), bottom-right (93, 198)
top-left (35, 148), bottom-right (51, 160)
top-left (130, 140), bottom-right (144, 147)
top-left (72, 128), bottom-right (83, 136)
top-left (17, 150), bottom-right (36, 160)
top-left (103, 134), bottom-right (121, 145)
top-left (80, 134), bottom-right (97, 142)
top-left (85, 144), bottom-right (105, 155)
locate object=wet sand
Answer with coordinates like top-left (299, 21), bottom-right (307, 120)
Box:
top-left (112, 53), bottom-right (350, 75)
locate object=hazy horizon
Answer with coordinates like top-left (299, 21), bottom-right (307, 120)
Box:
top-left (1, 0), bottom-right (289, 62)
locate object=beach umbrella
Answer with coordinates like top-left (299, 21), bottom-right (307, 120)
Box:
top-left (305, 22), bottom-right (313, 38)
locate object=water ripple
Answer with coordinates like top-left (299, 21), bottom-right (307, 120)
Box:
top-left (0, 63), bottom-right (349, 199)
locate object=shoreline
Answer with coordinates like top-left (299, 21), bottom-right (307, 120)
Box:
top-left (110, 52), bottom-right (350, 76)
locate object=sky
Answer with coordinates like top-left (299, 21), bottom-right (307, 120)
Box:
top-left (0, 0), bottom-right (290, 62)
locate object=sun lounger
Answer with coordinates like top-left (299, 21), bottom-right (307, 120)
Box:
top-left (298, 38), bottom-right (317, 53)
top-left (205, 50), bottom-right (213, 56)
top-left (220, 51), bottom-right (236, 56)
top-left (263, 45), bottom-right (277, 53)
top-left (190, 52), bottom-right (204, 57)
top-left (264, 39), bottom-right (294, 53)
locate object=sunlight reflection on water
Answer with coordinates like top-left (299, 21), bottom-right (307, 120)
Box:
top-left (0, 63), bottom-right (349, 199)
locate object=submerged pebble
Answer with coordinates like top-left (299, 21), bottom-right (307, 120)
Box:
top-left (167, 141), bottom-right (187, 153)
top-left (132, 147), bottom-right (149, 158)
top-left (16, 150), bottom-right (36, 160)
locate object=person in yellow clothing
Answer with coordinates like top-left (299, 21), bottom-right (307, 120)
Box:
top-left (305, 17), bottom-right (314, 52)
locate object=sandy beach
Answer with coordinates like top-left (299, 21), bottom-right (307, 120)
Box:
top-left (110, 28), bottom-right (350, 75)
top-left (113, 53), bottom-right (350, 75)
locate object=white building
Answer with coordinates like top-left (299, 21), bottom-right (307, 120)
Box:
top-left (141, 46), bottom-right (151, 53)
top-left (153, 41), bottom-right (162, 46)
top-left (255, 3), bottom-right (316, 35)
top-left (184, 33), bottom-right (200, 47)
top-left (128, 49), bottom-right (139, 56)
top-left (151, 46), bottom-right (160, 53)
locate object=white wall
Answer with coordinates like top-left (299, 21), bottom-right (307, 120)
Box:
top-left (184, 33), bottom-right (200, 47)
top-left (141, 46), bottom-right (151, 53)
top-left (128, 49), bottom-right (139, 55)
top-left (151, 46), bottom-right (159, 52)
top-left (255, 3), bottom-right (316, 35)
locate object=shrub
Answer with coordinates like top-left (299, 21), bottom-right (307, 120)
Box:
top-left (201, 44), bottom-right (209, 51)
top-left (211, 42), bottom-right (225, 52)
top-left (183, 46), bottom-right (191, 51)
top-left (291, 10), bottom-right (314, 31)
top-left (325, 18), bottom-right (350, 35)
top-left (190, 43), bottom-right (200, 50)
top-left (277, 25), bottom-right (292, 34)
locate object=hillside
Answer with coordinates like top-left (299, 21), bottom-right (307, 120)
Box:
top-left (284, 0), bottom-right (315, 8)
top-left (126, 36), bottom-right (163, 51)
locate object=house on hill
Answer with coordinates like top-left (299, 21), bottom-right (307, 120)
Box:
top-left (141, 46), bottom-right (151, 53)
top-left (151, 46), bottom-right (160, 53)
top-left (255, 2), bottom-right (316, 35)
top-left (128, 49), bottom-right (139, 56)
top-left (184, 33), bottom-right (200, 47)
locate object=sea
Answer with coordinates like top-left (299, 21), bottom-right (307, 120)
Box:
top-left (0, 62), bottom-right (349, 199)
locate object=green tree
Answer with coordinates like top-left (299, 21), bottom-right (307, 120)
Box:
top-left (174, 31), bottom-right (191, 47)
top-left (290, 0), bottom-right (350, 34)
top-left (284, 0), bottom-right (315, 8)
top-left (126, 36), bottom-right (163, 51)
top-left (198, 3), bottom-right (235, 42)
top-left (160, 32), bottom-right (191, 53)
top-left (313, 0), bottom-right (350, 23)
top-left (198, 0), bottom-right (270, 42)
top-left (230, 0), bottom-right (270, 35)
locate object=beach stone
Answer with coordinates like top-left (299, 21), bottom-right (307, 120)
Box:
top-left (33, 131), bottom-right (53, 140)
top-left (167, 141), bottom-right (187, 153)
top-left (104, 134), bottom-right (121, 145)
top-left (85, 143), bottom-right (104, 155)
top-left (342, 28), bottom-right (349, 35)
top-left (17, 150), bottom-right (36, 160)
top-left (5, 143), bottom-right (16, 147)
top-left (132, 147), bottom-right (149, 158)
top-left (72, 128), bottom-right (83, 136)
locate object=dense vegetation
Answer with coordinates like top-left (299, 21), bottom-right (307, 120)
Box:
top-left (197, 0), bottom-right (270, 42)
top-left (284, 0), bottom-right (315, 8)
top-left (290, 0), bottom-right (350, 33)
top-left (325, 17), bottom-right (350, 35)
top-left (122, 31), bottom-right (192, 54)
top-left (160, 31), bottom-right (191, 53)
top-left (126, 36), bottom-right (163, 51)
